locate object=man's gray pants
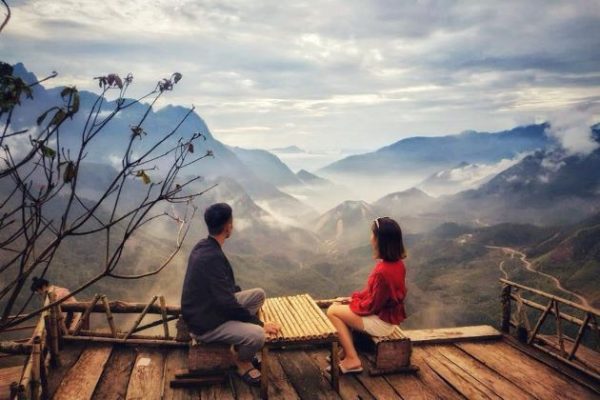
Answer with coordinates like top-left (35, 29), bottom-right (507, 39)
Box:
top-left (195, 288), bottom-right (266, 362)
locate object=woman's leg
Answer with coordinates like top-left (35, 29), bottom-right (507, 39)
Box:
top-left (327, 304), bottom-right (364, 369)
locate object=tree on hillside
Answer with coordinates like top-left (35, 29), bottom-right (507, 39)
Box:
top-left (0, 4), bottom-right (213, 330)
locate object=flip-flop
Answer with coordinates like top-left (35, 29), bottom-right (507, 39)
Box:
top-left (340, 364), bottom-right (364, 374)
top-left (239, 367), bottom-right (261, 386)
top-left (325, 363), bottom-right (363, 374)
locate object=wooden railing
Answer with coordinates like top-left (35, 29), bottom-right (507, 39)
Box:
top-left (2, 294), bottom-right (183, 399)
top-left (500, 278), bottom-right (600, 380)
top-left (2, 296), bottom-right (51, 400)
top-left (59, 294), bottom-right (184, 346)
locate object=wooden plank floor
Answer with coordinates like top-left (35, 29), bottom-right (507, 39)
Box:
top-left (6, 337), bottom-right (592, 400)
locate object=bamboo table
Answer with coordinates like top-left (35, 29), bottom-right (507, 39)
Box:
top-left (258, 294), bottom-right (340, 399)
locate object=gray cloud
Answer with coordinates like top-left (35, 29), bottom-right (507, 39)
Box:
top-left (2, 0), bottom-right (599, 155)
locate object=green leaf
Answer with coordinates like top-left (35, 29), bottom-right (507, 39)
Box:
top-left (41, 145), bottom-right (56, 158)
top-left (60, 87), bottom-right (79, 115)
top-left (50, 109), bottom-right (66, 126)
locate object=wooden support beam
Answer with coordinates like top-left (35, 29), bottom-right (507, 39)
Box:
top-left (159, 296), bottom-right (170, 339)
top-left (528, 299), bottom-right (553, 345)
top-left (62, 334), bottom-right (187, 347)
top-left (70, 329), bottom-right (178, 341)
top-left (569, 313), bottom-right (591, 360)
top-left (501, 284), bottom-right (512, 333)
top-left (554, 301), bottom-right (566, 357)
top-left (101, 295), bottom-right (117, 338)
top-left (509, 294), bottom-right (595, 328)
top-left (0, 340), bottom-right (33, 354)
top-left (133, 314), bottom-right (178, 334)
top-left (124, 296), bottom-right (158, 340)
top-left (501, 278), bottom-right (599, 315)
top-left (30, 336), bottom-right (41, 400)
top-left (72, 294), bottom-right (101, 335)
top-left (56, 303), bottom-right (68, 337)
top-left (533, 342), bottom-right (600, 382)
top-left (61, 299), bottom-right (180, 315)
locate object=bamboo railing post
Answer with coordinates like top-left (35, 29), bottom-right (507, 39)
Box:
top-left (554, 301), bottom-right (566, 357)
top-left (56, 303), bottom-right (68, 337)
top-left (528, 299), bottom-right (553, 345)
top-left (501, 284), bottom-right (512, 333)
top-left (46, 293), bottom-right (61, 366)
top-left (30, 336), bottom-right (41, 400)
top-left (124, 296), bottom-right (158, 340)
top-left (72, 294), bottom-right (102, 335)
top-left (591, 315), bottom-right (600, 349)
top-left (159, 296), bottom-right (170, 339)
top-left (101, 295), bottom-right (117, 338)
top-left (568, 312), bottom-right (591, 360)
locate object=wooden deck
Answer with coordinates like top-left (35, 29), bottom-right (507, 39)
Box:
top-left (3, 334), bottom-right (593, 400)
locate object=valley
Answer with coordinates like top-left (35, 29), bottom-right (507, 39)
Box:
top-left (2, 63), bottom-right (599, 332)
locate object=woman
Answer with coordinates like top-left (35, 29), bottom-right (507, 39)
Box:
top-left (326, 217), bottom-right (407, 373)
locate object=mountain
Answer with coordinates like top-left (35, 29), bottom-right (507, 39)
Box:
top-left (296, 169), bottom-right (330, 186)
top-left (526, 213), bottom-right (600, 308)
top-left (447, 142), bottom-right (600, 225)
top-left (319, 124), bottom-right (554, 180)
top-left (10, 63), bottom-right (316, 222)
top-left (374, 188), bottom-right (436, 215)
top-left (270, 145), bottom-right (306, 154)
top-left (314, 200), bottom-right (384, 251)
top-left (229, 146), bottom-right (302, 187)
top-left (418, 157), bottom-right (523, 196)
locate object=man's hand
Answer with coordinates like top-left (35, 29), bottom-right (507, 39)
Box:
top-left (264, 321), bottom-right (281, 335)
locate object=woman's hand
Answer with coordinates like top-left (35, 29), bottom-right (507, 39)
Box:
top-left (333, 296), bottom-right (350, 304)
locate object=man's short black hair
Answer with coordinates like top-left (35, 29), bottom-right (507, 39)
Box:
top-left (204, 203), bottom-right (233, 236)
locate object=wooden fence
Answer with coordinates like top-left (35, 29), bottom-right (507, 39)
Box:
top-left (2, 294), bottom-right (183, 399)
top-left (500, 278), bottom-right (600, 380)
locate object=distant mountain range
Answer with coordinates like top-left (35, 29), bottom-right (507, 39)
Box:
top-left (11, 63), bottom-right (316, 222)
top-left (318, 125), bottom-right (555, 180)
top-left (417, 157), bottom-right (524, 196)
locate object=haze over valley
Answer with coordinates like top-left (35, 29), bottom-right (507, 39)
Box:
top-left (4, 64), bottom-right (599, 331)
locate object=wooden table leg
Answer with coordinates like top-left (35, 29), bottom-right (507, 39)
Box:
top-left (260, 346), bottom-right (269, 399)
top-left (331, 341), bottom-right (340, 393)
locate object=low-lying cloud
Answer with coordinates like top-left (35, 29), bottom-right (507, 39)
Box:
top-left (545, 106), bottom-right (600, 155)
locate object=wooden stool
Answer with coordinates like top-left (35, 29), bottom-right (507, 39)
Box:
top-left (169, 317), bottom-right (235, 389)
top-left (353, 327), bottom-right (419, 375)
top-left (188, 341), bottom-right (235, 373)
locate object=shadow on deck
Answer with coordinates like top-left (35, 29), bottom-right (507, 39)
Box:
top-left (38, 334), bottom-right (599, 400)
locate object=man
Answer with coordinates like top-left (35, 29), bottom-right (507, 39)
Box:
top-left (181, 203), bottom-right (280, 386)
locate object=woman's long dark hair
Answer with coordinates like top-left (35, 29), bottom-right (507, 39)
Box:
top-left (372, 217), bottom-right (406, 262)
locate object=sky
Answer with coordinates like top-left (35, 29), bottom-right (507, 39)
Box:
top-left (2, 0), bottom-right (600, 157)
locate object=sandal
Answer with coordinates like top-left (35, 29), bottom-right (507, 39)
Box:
top-left (239, 367), bottom-right (261, 387)
top-left (325, 363), bottom-right (364, 375)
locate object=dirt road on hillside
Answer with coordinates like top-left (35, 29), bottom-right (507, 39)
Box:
top-left (487, 245), bottom-right (595, 310)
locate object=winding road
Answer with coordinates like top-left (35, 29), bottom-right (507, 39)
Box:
top-left (487, 245), bottom-right (594, 309)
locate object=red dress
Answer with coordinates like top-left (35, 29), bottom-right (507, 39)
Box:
top-left (349, 260), bottom-right (407, 324)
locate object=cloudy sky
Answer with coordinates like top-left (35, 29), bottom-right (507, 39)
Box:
top-left (2, 0), bottom-right (600, 158)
